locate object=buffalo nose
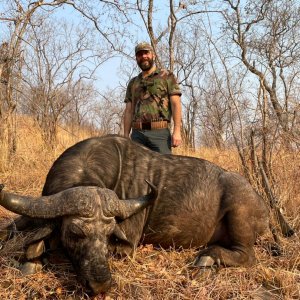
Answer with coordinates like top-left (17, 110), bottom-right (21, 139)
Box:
top-left (88, 278), bottom-right (112, 295)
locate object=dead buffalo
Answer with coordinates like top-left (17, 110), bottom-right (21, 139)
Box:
top-left (0, 135), bottom-right (270, 295)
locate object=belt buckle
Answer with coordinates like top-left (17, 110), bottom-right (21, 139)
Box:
top-left (142, 122), bottom-right (151, 130)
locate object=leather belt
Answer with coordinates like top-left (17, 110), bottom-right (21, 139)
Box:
top-left (132, 120), bottom-right (169, 130)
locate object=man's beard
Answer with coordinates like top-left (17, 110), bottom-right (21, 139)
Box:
top-left (137, 57), bottom-right (155, 71)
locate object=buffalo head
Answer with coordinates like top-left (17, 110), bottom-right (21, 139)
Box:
top-left (0, 182), bottom-right (157, 295)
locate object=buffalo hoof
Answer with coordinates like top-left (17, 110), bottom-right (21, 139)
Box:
top-left (19, 261), bottom-right (42, 275)
top-left (193, 255), bottom-right (220, 268)
top-left (26, 240), bottom-right (45, 260)
top-left (189, 256), bottom-right (218, 279)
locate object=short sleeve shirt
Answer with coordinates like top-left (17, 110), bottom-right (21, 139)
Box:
top-left (124, 69), bottom-right (181, 122)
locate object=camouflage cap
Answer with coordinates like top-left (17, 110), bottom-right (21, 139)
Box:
top-left (135, 42), bottom-right (153, 54)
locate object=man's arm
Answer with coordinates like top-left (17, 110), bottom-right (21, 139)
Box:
top-left (124, 102), bottom-right (133, 138)
top-left (170, 94), bottom-right (182, 147)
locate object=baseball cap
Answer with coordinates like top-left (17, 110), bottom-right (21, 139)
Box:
top-left (135, 42), bottom-right (153, 54)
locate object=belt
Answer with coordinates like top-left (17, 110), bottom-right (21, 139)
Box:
top-left (132, 120), bottom-right (169, 130)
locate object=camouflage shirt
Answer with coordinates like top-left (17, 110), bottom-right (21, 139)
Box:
top-left (124, 69), bottom-right (181, 122)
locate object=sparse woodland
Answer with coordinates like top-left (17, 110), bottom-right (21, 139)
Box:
top-left (0, 1), bottom-right (299, 299)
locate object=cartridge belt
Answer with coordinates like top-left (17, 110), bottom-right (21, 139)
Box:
top-left (132, 120), bottom-right (169, 130)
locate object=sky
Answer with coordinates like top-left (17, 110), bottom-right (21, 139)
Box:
top-left (0, 1), bottom-right (223, 91)
top-left (46, 1), bottom-right (179, 90)
top-left (0, 1), bottom-right (137, 90)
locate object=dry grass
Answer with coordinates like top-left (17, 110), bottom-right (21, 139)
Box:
top-left (0, 118), bottom-right (299, 299)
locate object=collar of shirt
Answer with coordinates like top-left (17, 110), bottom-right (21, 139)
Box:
top-left (138, 68), bottom-right (161, 79)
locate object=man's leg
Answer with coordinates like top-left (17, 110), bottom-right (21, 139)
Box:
top-left (131, 129), bottom-right (171, 154)
top-left (131, 129), bottom-right (149, 148)
top-left (144, 129), bottom-right (171, 154)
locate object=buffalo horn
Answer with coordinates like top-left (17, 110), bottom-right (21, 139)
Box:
top-left (0, 181), bottom-right (158, 219)
top-left (105, 180), bottom-right (158, 219)
top-left (0, 187), bottom-right (95, 218)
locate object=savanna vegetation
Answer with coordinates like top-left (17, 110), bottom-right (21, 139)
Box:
top-left (0, 1), bottom-right (299, 299)
top-left (0, 116), bottom-right (299, 299)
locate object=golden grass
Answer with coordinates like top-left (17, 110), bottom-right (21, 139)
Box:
top-left (0, 118), bottom-right (299, 299)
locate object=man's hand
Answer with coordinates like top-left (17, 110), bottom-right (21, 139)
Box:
top-left (172, 132), bottom-right (182, 147)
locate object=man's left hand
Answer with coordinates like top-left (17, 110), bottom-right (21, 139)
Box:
top-left (172, 133), bottom-right (182, 147)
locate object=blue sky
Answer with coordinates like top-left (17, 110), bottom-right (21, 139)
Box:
top-left (0, 1), bottom-right (222, 91)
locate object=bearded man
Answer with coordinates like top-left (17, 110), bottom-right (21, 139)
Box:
top-left (123, 42), bottom-right (182, 154)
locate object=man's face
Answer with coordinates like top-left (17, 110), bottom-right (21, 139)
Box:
top-left (136, 50), bottom-right (155, 71)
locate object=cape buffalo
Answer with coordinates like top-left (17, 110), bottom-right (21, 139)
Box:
top-left (0, 135), bottom-right (270, 295)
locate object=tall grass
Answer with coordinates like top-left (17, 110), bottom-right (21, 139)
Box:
top-left (0, 117), bottom-right (299, 299)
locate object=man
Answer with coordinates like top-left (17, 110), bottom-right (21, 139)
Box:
top-left (124, 42), bottom-right (182, 154)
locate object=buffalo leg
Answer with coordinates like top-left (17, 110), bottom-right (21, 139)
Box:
top-left (194, 245), bottom-right (255, 267)
top-left (194, 207), bottom-right (259, 267)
